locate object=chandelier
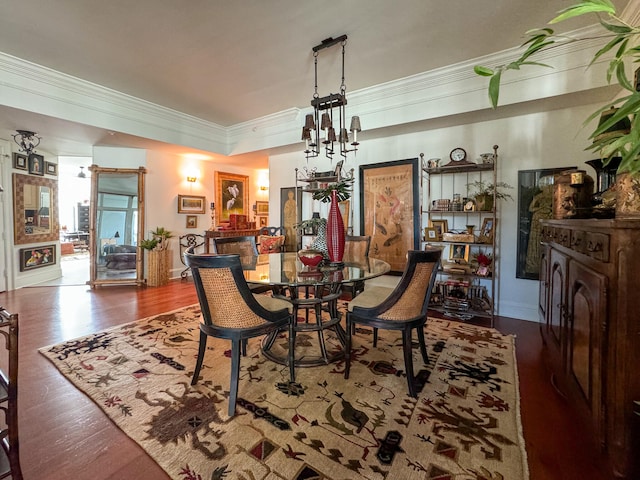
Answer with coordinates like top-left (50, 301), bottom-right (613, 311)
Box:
top-left (12, 130), bottom-right (41, 156)
top-left (301, 34), bottom-right (361, 162)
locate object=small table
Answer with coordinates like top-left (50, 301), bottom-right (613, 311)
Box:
top-left (244, 252), bottom-right (391, 367)
top-left (203, 229), bottom-right (261, 253)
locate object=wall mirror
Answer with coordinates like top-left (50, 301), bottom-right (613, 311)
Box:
top-left (88, 166), bottom-right (146, 287)
top-left (12, 173), bottom-right (59, 245)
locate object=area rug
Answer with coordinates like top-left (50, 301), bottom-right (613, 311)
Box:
top-left (40, 304), bottom-right (528, 480)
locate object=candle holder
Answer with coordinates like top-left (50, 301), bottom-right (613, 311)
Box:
top-left (209, 203), bottom-right (217, 231)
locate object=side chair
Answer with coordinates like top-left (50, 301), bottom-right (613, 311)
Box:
top-left (184, 247), bottom-right (296, 416)
top-left (178, 233), bottom-right (205, 279)
top-left (211, 235), bottom-right (271, 294)
top-left (344, 249), bottom-right (441, 397)
top-left (342, 235), bottom-right (372, 299)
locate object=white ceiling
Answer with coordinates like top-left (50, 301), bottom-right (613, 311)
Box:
top-left (0, 0), bottom-right (630, 163)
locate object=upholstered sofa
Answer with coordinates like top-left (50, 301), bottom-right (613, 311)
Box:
top-left (104, 244), bottom-right (137, 270)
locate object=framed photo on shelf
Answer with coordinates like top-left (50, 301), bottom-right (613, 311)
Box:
top-left (177, 194), bottom-right (206, 214)
top-left (185, 215), bottom-right (198, 228)
top-left (478, 218), bottom-right (496, 244)
top-left (424, 227), bottom-right (439, 241)
top-left (449, 244), bottom-right (470, 262)
top-left (215, 171), bottom-right (249, 222)
top-left (28, 153), bottom-right (45, 176)
top-left (255, 201), bottom-right (269, 215)
top-left (429, 219), bottom-right (448, 240)
top-left (19, 244), bottom-right (56, 271)
top-left (359, 158), bottom-right (420, 274)
top-left (12, 153), bottom-right (27, 170)
top-left (45, 162), bottom-right (58, 176)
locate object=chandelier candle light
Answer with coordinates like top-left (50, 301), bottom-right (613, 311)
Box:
top-left (12, 130), bottom-right (41, 155)
top-left (301, 35), bottom-right (361, 161)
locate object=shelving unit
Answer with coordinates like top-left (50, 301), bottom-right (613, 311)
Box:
top-left (422, 146), bottom-right (499, 326)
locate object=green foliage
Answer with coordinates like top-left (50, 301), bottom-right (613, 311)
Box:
top-left (141, 227), bottom-right (173, 250)
top-left (467, 180), bottom-right (514, 201)
top-left (474, 0), bottom-right (640, 175)
top-left (311, 177), bottom-right (354, 203)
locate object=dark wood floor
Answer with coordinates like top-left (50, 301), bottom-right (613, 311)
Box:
top-left (0, 280), bottom-right (613, 480)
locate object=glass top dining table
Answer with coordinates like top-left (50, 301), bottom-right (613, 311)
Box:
top-left (241, 252), bottom-right (391, 287)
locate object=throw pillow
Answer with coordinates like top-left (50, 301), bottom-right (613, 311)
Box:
top-left (258, 235), bottom-right (285, 253)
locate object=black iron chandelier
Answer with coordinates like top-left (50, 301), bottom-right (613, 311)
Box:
top-left (301, 34), bottom-right (361, 162)
top-left (12, 130), bottom-right (41, 156)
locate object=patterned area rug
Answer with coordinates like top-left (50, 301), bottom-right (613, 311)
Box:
top-left (40, 304), bottom-right (528, 480)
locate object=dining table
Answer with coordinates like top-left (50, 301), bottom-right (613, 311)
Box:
top-left (242, 252), bottom-right (391, 367)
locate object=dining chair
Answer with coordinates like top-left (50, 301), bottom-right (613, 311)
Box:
top-left (0, 306), bottom-right (23, 480)
top-left (257, 227), bottom-right (286, 253)
top-left (344, 249), bottom-right (441, 397)
top-left (211, 235), bottom-right (272, 293)
top-left (342, 235), bottom-right (371, 298)
top-left (178, 233), bottom-right (205, 279)
top-left (184, 248), bottom-right (296, 416)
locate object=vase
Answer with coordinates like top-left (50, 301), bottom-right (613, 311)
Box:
top-left (326, 190), bottom-right (345, 264)
top-left (615, 172), bottom-right (640, 218)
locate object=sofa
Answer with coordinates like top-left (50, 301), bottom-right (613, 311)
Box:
top-left (104, 244), bottom-right (137, 270)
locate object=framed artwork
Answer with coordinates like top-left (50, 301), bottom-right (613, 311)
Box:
top-left (12, 153), bottom-right (27, 170)
top-left (215, 171), bottom-right (249, 222)
top-left (424, 227), bottom-right (438, 241)
top-left (45, 162), bottom-right (58, 176)
top-left (258, 215), bottom-right (268, 227)
top-left (359, 158), bottom-right (420, 274)
top-left (429, 219), bottom-right (449, 240)
top-left (255, 201), bottom-right (269, 215)
top-left (186, 215), bottom-right (198, 228)
top-left (28, 153), bottom-right (45, 176)
top-left (177, 194), bottom-right (206, 214)
top-left (19, 244), bottom-right (56, 271)
top-left (281, 186), bottom-right (302, 252)
top-left (478, 218), bottom-right (496, 244)
top-left (516, 167), bottom-right (572, 280)
top-left (449, 244), bottom-right (470, 262)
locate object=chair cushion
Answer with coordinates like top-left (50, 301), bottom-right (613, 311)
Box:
top-left (254, 294), bottom-right (293, 313)
top-left (347, 286), bottom-right (393, 311)
top-left (258, 235), bottom-right (285, 254)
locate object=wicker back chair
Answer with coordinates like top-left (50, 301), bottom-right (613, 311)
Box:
top-left (344, 249), bottom-right (441, 397)
top-left (184, 248), bottom-right (295, 416)
top-left (342, 235), bottom-right (372, 298)
top-left (211, 235), bottom-right (271, 293)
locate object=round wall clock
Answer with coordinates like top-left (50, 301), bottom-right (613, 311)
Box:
top-left (449, 147), bottom-right (467, 163)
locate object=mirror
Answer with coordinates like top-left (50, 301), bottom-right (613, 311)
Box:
top-left (12, 173), bottom-right (59, 245)
top-left (88, 166), bottom-right (146, 287)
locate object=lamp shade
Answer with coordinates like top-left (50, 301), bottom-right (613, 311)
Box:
top-left (320, 113), bottom-right (332, 130)
top-left (304, 114), bottom-right (315, 129)
top-left (350, 116), bottom-right (361, 132)
top-left (114, 231), bottom-right (120, 238)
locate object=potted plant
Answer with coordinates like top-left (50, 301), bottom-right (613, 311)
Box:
top-left (474, 0), bottom-right (640, 215)
top-left (467, 180), bottom-right (514, 211)
top-left (141, 227), bottom-right (173, 286)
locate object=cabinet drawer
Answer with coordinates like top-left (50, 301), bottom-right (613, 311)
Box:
top-left (585, 232), bottom-right (609, 262)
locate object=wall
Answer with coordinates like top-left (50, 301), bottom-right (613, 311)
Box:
top-left (268, 101), bottom-right (601, 322)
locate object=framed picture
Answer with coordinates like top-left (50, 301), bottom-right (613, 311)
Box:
top-left (177, 194), bottom-right (206, 214)
top-left (255, 201), bottom-right (269, 215)
top-left (186, 215), bottom-right (198, 228)
top-left (281, 186), bottom-right (302, 252)
top-left (28, 153), bottom-right (45, 176)
top-left (359, 158), bottom-right (420, 274)
top-left (429, 219), bottom-right (449, 240)
top-left (45, 162), bottom-right (58, 176)
top-left (258, 215), bottom-right (268, 228)
top-left (12, 153), bottom-right (27, 170)
top-left (449, 244), bottom-right (470, 262)
top-left (424, 227), bottom-right (439, 241)
top-left (478, 218), bottom-right (496, 244)
top-left (19, 244), bottom-right (56, 271)
top-left (516, 167), bottom-right (572, 280)
top-left (215, 171), bottom-right (249, 222)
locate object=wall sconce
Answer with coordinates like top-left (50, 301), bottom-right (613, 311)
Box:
top-left (187, 176), bottom-right (197, 183)
top-left (259, 184), bottom-right (268, 191)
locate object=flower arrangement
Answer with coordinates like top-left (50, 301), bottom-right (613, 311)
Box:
top-left (140, 227), bottom-right (173, 251)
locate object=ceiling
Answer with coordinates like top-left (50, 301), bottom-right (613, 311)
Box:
top-left (0, 0), bottom-right (630, 164)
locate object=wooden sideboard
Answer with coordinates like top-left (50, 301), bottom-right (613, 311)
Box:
top-left (539, 218), bottom-right (640, 479)
top-left (203, 229), bottom-right (261, 253)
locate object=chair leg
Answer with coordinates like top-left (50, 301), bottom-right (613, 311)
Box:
top-left (402, 328), bottom-right (417, 398)
top-left (314, 303), bottom-right (329, 363)
top-left (417, 326), bottom-right (429, 364)
top-left (344, 314), bottom-right (352, 379)
top-left (228, 339), bottom-right (241, 417)
top-left (241, 338), bottom-right (248, 356)
top-left (373, 328), bottom-right (379, 347)
top-left (288, 320), bottom-right (296, 382)
top-left (191, 331), bottom-right (207, 385)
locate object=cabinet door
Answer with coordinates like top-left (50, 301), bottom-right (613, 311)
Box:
top-left (567, 260), bottom-right (607, 442)
top-left (546, 248), bottom-right (568, 372)
top-left (538, 244), bottom-right (549, 322)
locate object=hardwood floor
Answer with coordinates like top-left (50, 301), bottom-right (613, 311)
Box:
top-left (0, 281), bottom-right (613, 480)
